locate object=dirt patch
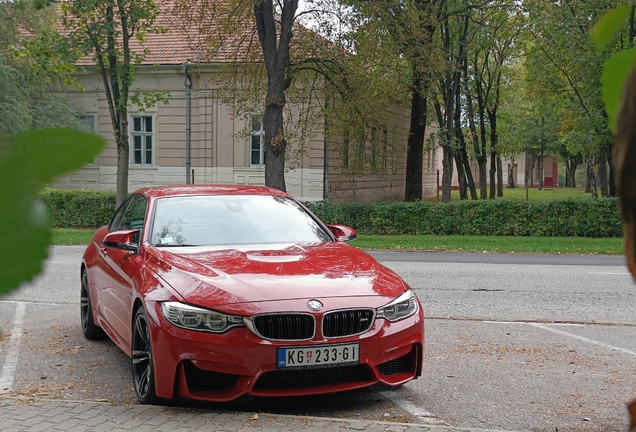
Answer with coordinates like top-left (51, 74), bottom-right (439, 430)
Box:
top-left (452, 341), bottom-right (545, 355)
top-left (11, 380), bottom-right (85, 399)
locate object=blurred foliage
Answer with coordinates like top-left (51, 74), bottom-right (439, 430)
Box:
top-left (0, 129), bottom-right (105, 296)
top-left (590, 4), bottom-right (636, 133)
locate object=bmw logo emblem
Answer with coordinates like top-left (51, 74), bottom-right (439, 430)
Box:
top-left (307, 300), bottom-right (323, 311)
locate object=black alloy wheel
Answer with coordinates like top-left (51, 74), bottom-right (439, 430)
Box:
top-left (80, 270), bottom-right (105, 340)
top-left (132, 307), bottom-right (160, 404)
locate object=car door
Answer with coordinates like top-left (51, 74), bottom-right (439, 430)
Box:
top-left (96, 194), bottom-right (147, 350)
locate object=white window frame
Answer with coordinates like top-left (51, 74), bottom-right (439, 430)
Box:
top-left (79, 114), bottom-right (98, 165)
top-left (129, 114), bottom-right (156, 166)
top-left (249, 114), bottom-right (266, 167)
top-left (371, 127), bottom-right (388, 172)
top-left (427, 148), bottom-right (436, 171)
top-left (342, 130), bottom-right (350, 171)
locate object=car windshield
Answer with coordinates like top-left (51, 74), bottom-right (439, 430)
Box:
top-left (150, 195), bottom-right (332, 247)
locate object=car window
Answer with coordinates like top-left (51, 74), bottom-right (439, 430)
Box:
top-left (110, 195), bottom-right (147, 232)
top-left (109, 199), bottom-right (132, 232)
top-left (150, 195), bottom-right (332, 246)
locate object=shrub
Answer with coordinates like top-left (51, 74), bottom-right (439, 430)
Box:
top-left (40, 188), bottom-right (116, 228)
top-left (305, 198), bottom-right (622, 238)
top-left (41, 188), bottom-right (622, 237)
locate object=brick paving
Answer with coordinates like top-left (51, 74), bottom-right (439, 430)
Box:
top-left (0, 397), bottom-right (520, 432)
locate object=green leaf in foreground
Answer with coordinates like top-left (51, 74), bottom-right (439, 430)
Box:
top-left (0, 129), bottom-right (105, 295)
top-left (602, 47), bottom-right (636, 133)
top-left (590, 5), bottom-right (630, 51)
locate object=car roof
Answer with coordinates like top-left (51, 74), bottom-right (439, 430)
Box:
top-left (131, 184), bottom-right (293, 200)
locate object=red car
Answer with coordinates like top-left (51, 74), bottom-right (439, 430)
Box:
top-left (81, 185), bottom-right (424, 404)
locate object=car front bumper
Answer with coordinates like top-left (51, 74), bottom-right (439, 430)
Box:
top-left (147, 301), bottom-right (424, 402)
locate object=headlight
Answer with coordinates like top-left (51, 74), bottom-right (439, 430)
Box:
top-left (376, 290), bottom-right (418, 322)
top-left (161, 302), bottom-right (244, 333)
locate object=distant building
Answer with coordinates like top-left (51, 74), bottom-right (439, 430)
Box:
top-left (434, 151), bottom-right (558, 191)
top-left (53, 4), bottom-right (437, 203)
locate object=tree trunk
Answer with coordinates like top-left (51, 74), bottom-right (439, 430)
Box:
top-left (599, 144), bottom-right (609, 197)
top-left (442, 146), bottom-right (454, 202)
top-left (454, 151), bottom-right (467, 200)
top-left (437, 71), bottom-right (456, 203)
top-left (538, 152), bottom-right (544, 190)
top-left (403, 12), bottom-right (435, 201)
top-left (438, 13), bottom-right (469, 203)
top-left (478, 158), bottom-right (487, 198)
top-left (116, 125), bottom-right (129, 206)
top-left (404, 84), bottom-right (427, 202)
top-left (454, 77), bottom-right (467, 200)
top-left (589, 155), bottom-right (598, 198)
top-left (529, 154), bottom-right (535, 187)
top-left (457, 124), bottom-right (477, 199)
top-left (565, 158), bottom-right (577, 187)
top-left (508, 157), bottom-right (516, 188)
top-left (263, 103), bottom-right (287, 192)
top-left (464, 53), bottom-right (487, 199)
top-left (584, 156), bottom-right (591, 192)
top-left (489, 151), bottom-right (496, 199)
top-left (463, 148), bottom-right (478, 199)
top-left (476, 82), bottom-right (489, 199)
top-left (496, 156), bottom-right (503, 197)
top-left (487, 109), bottom-right (497, 199)
top-left (489, 73), bottom-right (503, 198)
top-left (253, 0), bottom-right (299, 193)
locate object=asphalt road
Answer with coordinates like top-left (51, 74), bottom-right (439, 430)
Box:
top-left (1, 246), bottom-right (635, 432)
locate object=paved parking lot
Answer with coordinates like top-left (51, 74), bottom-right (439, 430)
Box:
top-left (2, 247), bottom-right (636, 431)
top-left (0, 397), bottom-right (517, 432)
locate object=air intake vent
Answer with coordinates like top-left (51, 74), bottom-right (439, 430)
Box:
top-left (183, 361), bottom-right (240, 392)
top-left (254, 364), bottom-right (373, 390)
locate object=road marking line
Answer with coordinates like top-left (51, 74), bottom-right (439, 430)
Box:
top-left (376, 390), bottom-right (450, 426)
top-left (483, 321), bottom-right (526, 324)
top-left (0, 300), bottom-right (72, 306)
top-left (484, 321), bottom-right (583, 327)
top-left (528, 323), bottom-right (636, 357)
top-left (540, 323), bottom-right (584, 327)
top-left (588, 272), bottom-right (630, 275)
top-left (0, 302), bottom-right (26, 393)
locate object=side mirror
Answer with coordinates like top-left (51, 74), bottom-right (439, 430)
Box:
top-left (326, 224), bottom-right (357, 243)
top-left (103, 230), bottom-right (140, 252)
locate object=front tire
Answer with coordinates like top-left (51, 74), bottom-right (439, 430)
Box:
top-left (131, 307), bottom-right (160, 404)
top-left (80, 270), bottom-right (105, 340)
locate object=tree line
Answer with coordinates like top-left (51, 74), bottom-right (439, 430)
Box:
top-left (1, 0), bottom-right (631, 205)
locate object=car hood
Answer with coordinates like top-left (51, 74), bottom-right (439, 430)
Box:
top-left (144, 242), bottom-right (408, 309)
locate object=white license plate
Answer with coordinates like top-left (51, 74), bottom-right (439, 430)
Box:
top-left (277, 343), bottom-right (360, 370)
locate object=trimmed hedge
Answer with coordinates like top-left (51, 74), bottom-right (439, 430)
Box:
top-left (41, 188), bottom-right (116, 228)
top-left (305, 198), bottom-right (623, 238)
top-left (39, 188), bottom-right (622, 237)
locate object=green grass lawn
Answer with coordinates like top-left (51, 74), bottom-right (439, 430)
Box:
top-left (350, 234), bottom-right (624, 255)
top-left (53, 228), bottom-right (624, 255)
top-left (53, 229), bottom-right (98, 245)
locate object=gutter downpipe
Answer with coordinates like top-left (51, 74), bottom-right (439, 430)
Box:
top-left (183, 61), bottom-right (192, 184)
top-left (323, 99), bottom-right (329, 201)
